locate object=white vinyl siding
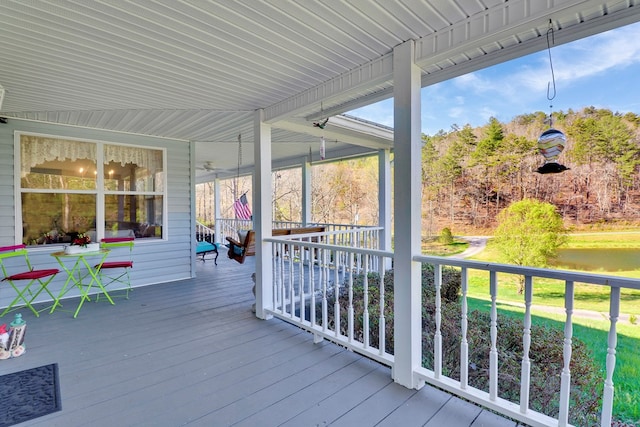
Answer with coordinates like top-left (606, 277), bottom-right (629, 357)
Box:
top-left (0, 119), bottom-right (195, 308)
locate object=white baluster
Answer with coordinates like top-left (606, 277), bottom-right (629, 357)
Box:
top-left (334, 249), bottom-right (341, 338)
top-left (298, 244), bottom-right (306, 323)
top-left (378, 257), bottom-right (386, 355)
top-left (348, 252), bottom-right (354, 342)
top-left (434, 264), bottom-right (442, 379)
top-left (520, 275), bottom-right (532, 414)
top-left (490, 271), bottom-right (498, 401)
top-left (288, 243), bottom-right (294, 317)
top-left (272, 243), bottom-right (279, 312)
top-left (558, 280), bottom-right (574, 426)
top-left (279, 244), bottom-right (286, 313)
top-left (460, 267), bottom-right (469, 389)
top-left (322, 248), bottom-right (328, 332)
top-left (363, 255), bottom-right (370, 348)
top-left (310, 245), bottom-right (316, 327)
top-left (601, 286), bottom-right (620, 427)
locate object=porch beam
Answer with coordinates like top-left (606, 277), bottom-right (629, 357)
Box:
top-left (254, 109), bottom-right (273, 320)
top-left (392, 40), bottom-right (424, 390)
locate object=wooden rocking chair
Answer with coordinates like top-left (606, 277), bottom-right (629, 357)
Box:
top-left (225, 230), bottom-right (255, 264)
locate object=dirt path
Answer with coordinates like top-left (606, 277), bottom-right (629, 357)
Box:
top-left (497, 300), bottom-right (634, 323)
top-left (450, 236), bottom-right (489, 259)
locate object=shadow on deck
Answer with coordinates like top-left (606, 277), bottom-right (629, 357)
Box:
top-left (0, 255), bottom-right (518, 426)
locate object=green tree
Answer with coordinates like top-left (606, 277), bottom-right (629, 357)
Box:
top-left (422, 134), bottom-right (444, 235)
top-left (439, 227), bottom-right (454, 245)
top-left (493, 199), bottom-right (567, 293)
top-left (471, 117), bottom-right (506, 220)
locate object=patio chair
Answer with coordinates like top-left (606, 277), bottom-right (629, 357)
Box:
top-left (94, 237), bottom-right (134, 300)
top-left (0, 244), bottom-right (59, 317)
top-left (196, 241), bottom-right (219, 265)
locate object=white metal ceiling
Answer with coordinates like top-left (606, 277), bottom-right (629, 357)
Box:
top-left (1, 0), bottom-right (639, 179)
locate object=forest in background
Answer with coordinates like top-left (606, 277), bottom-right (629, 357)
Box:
top-left (196, 107), bottom-right (640, 236)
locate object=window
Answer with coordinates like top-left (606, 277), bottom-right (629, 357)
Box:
top-left (18, 134), bottom-right (165, 246)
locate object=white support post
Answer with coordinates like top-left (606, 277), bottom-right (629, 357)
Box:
top-left (391, 40), bottom-right (424, 390)
top-left (378, 149), bottom-right (392, 270)
top-left (213, 178), bottom-right (221, 244)
top-left (302, 157), bottom-right (312, 226)
top-left (254, 109), bottom-right (273, 320)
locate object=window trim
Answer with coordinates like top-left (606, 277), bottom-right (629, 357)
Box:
top-left (14, 131), bottom-right (168, 246)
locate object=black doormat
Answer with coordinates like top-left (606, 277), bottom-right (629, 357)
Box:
top-left (0, 363), bottom-right (61, 427)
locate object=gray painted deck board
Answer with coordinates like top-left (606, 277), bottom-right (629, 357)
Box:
top-left (1, 257), bottom-right (518, 427)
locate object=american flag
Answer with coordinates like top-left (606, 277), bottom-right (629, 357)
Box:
top-left (233, 193), bottom-right (252, 220)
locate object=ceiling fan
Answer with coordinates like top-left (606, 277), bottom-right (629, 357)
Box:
top-left (196, 161), bottom-right (235, 175)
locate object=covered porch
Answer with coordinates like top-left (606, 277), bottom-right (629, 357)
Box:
top-left (9, 259), bottom-right (513, 427)
top-left (2, 2), bottom-right (640, 426)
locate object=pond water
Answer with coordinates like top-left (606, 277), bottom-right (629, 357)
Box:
top-left (552, 248), bottom-right (640, 272)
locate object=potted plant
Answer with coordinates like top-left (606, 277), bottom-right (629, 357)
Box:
top-left (64, 233), bottom-right (100, 254)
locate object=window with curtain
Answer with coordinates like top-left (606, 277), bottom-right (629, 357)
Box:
top-left (19, 134), bottom-right (165, 246)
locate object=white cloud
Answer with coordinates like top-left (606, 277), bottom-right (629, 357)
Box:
top-left (353, 22), bottom-right (640, 135)
top-left (515, 22), bottom-right (640, 91)
top-left (450, 22), bottom-right (640, 106)
top-left (448, 107), bottom-right (465, 119)
top-left (479, 107), bottom-right (498, 123)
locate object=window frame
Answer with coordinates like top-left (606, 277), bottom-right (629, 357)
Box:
top-left (14, 131), bottom-right (168, 246)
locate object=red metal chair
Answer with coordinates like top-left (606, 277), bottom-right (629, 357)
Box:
top-left (94, 237), bottom-right (134, 300)
top-left (0, 244), bottom-right (59, 317)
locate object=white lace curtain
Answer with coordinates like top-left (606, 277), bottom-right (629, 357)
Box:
top-left (104, 143), bottom-right (162, 171)
top-left (21, 135), bottom-right (162, 175)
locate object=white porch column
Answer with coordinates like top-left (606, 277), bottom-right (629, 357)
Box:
top-left (392, 40), bottom-right (424, 389)
top-left (213, 177), bottom-right (221, 244)
top-left (301, 157), bottom-right (312, 226)
top-left (378, 149), bottom-right (392, 270)
top-left (254, 109), bottom-right (273, 320)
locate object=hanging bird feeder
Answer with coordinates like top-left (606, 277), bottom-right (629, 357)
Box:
top-left (535, 20), bottom-right (569, 175)
top-left (536, 128), bottom-right (569, 174)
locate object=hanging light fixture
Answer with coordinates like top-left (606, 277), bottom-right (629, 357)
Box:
top-left (536, 20), bottom-right (569, 174)
top-left (320, 136), bottom-right (326, 160)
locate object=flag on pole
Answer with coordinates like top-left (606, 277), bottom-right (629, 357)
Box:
top-left (233, 193), bottom-right (252, 220)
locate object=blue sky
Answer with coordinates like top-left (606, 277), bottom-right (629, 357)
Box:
top-left (349, 21), bottom-right (640, 136)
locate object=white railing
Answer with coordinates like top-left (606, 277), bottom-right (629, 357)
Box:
top-left (263, 236), bottom-right (640, 427)
top-left (195, 221), bottom-right (215, 242)
top-left (266, 229), bottom-right (392, 366)
top-left (215, 218), bottom-right (381, 249)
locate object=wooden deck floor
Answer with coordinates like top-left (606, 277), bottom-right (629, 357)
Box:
top-left (1, 255), bottom-right (518, 427)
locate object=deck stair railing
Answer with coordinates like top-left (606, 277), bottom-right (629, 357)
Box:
top-left (195, 222), bottom-right (215, 243)
top-left (264, 235), bottom-right (640, 427)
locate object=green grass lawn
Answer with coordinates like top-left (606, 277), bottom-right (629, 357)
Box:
top-left (466, 297), bottom-right (640, 424)
top-left (422, 237), bottom-right (469, 256)
top-left (463, 232), bottom-right (640, 424)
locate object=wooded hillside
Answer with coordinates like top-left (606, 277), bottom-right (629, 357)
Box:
top-left (196, 107), bottom-right (640, 235)
top-left (422, 107), bottom-right (640, 234)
